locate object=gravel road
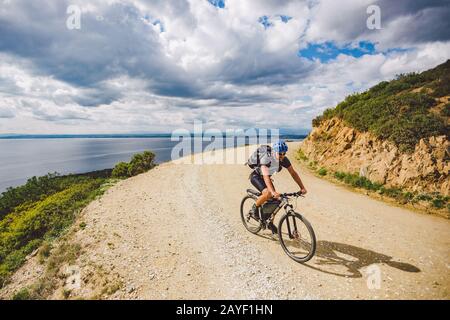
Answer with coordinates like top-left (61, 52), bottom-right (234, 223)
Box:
top-left (2, 142), bottom-right (448, 299)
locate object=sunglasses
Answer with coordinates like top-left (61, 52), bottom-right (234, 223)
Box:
top-left (279, 153), bottom-right (286, 156)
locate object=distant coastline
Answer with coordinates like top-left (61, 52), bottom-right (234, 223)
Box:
top-left (0, 133), bottom-right (309, 140)
top-left (0, 133), bottom-right (173, 139)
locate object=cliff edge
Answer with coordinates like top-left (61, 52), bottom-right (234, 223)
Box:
top-left (301, 59), bottom-right (449, 198)
top-left (301, 117), bottom-right (449, 195)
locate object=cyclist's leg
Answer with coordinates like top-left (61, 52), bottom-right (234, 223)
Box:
top-left (256, 188), bottom-right (272, 207)
top-left (250, 172), bottom-right (273, 206)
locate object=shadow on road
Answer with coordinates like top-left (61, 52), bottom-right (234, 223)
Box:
top-left (251, 231), bottom-right (420, 278)
top-left (304, 240), bottom-right (421, 278)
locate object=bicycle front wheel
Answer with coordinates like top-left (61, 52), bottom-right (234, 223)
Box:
top-left (278, 211), bottom-right (316, 263)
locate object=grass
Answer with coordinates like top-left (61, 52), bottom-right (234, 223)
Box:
top-left (12, 287), bottom-right (31, 300)
top-left (38, 241), bottom-right (52, 264)
top-left (307, 160), bottom-right (318, 170)
top-left (12, 241), bottom-right (83, 300)
top-left (332, 170), bottom-right (449, 210)
top-left (296, 146), bottom-right (449, 214)
top-left (333, 172), bottom-right (382, 191)
top-left (296, 149), bottom-right (308, 161)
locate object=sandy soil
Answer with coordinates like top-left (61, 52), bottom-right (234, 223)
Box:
top-left (1, 142), bottom-right (449, 299)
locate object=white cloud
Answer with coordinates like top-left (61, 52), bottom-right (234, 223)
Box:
top-left (0, 0), bottom-right (449, 134)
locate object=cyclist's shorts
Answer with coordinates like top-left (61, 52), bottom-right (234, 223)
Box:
top-left (249, 172), bottom-right (268, 192)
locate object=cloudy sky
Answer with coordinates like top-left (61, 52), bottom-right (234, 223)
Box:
top-left (0, 0), bottom-right (449, 134)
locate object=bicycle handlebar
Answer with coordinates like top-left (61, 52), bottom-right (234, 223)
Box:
top-left (281, 192), bottom-right (305, 198)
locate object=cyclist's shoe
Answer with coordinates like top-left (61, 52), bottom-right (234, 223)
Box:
top-left (249, 204), bottom-right (260, 220)
top-left (267, 221), bottom-right (278, 234)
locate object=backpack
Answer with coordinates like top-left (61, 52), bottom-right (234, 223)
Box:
top-left (246, 145), bottom-right (272, 169)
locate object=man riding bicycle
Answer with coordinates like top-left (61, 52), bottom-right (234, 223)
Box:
top-left (247, 140), bottom-right (307, 234)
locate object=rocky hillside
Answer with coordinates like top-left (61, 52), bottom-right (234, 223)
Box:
top-left (301, 60), bottom-right (449, 197)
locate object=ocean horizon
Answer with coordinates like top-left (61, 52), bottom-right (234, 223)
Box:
top-left (0, 133), bottom-right (308, 139)
top-left (0, 135), bottom-right (305, 193)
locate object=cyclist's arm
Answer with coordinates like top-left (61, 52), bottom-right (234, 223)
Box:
top-left (287, 165), bottom-right (306, 192)
top-left (261, 165), bottom-right (277, 196)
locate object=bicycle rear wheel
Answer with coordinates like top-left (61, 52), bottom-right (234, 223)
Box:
top-left (278, 211), bottom-right (316, 263)
top-left (240, 196), bottom-right (262, 234)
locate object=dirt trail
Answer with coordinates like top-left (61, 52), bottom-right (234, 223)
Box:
top-left (2, 142), bottom-right (449, 299)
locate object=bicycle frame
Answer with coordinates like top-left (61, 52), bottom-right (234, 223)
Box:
top-left (245, 189), bottom-right (297, 222)
top-left (268, 197), bottom-right (292, 218)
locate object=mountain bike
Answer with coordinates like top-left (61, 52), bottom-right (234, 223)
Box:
top-left (240, 189), bottom-right (316, 263)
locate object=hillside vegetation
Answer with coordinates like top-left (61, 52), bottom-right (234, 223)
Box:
top-left (301, 60), bottom-right (449, 215)
top-left (313, 59), bottom-right (450, 152)
top-left (0, 151), bottom-right (156, 288)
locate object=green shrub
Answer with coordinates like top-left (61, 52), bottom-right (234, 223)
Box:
top-left (296, 149), bottom-right (308, 161)
top-left (12, 287), bottom-right (31, 300)
top-left (402, 192), bottom-right (415, 201)
top-left (333, 171), bottom-right (405, 197)
top-left (318, 167), bottom-right (327, 176)
top-left (112, 162), bottom-right (130, 178)
top-left (416, 194), bottom-right (433, 201)
top-left (379, 186), bottom-right (402, 199)
top-left (432, 198), bottom-right (445, 209)
top-left (334, 171), bottom-right (346, 180)
top-left (374, 112), bottom-right (447, 153)
top-left (371, 182), bottom-right (383, 191)
top-left (128, 151), bottom-right (156, 177)
top-left (38, 241), bottom-right (52, 263)
top-left (0, 170), bottom-right (111, 220)
top-left (308, 161), bottom-right (317, 170)
top-left (430, 73), bottom-right (450, 98)
top-left (330, 169), bottom-right (448, 210)
top-left (441, 103), bottom-right (450, 117)
top-left (111, 151), bottom-right (156, 178)
top-left (312, 115), bottom-right (324, 127)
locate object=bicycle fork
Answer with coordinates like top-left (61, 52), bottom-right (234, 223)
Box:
top-left (286, 211), bottom-right (299, 240)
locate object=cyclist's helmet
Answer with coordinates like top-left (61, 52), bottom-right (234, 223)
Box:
top-left (272, 140), bottom-right (288, 153)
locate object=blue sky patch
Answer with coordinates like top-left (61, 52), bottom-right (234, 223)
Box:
top-left (142, 15), bottom-right (164, 32)
top-left (259, 15), bottom-right (292, 29)
top-left (153, 19), bottom-right (165, 32)
top-left (298, 41), bottom-right (377, 62)
top-left (258, 16), bottom-right (273, 29)
top-left (384, 47), bottom-right (411, 55)
top-left (279, 15), bottom-right (292, 23)
top-left (208, 0), bottom-right (225, 9)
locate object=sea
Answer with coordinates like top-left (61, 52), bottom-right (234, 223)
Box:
top-left (0, 134), bottom-right (306, 193)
